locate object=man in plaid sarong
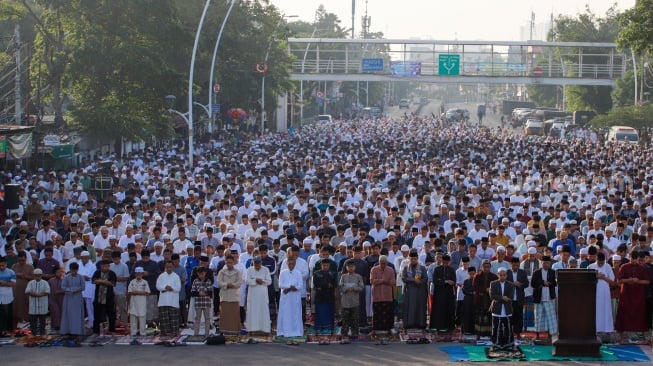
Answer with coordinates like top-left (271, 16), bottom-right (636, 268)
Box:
top-left (157, 261), bottom-right (181, 336)
top-left (531, 256), bottom-right (557, 337)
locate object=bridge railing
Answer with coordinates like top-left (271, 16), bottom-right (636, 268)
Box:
top-left (292, 59), bottom-right (624, 79)
top-left (289, 38), bottom-right (625, 81)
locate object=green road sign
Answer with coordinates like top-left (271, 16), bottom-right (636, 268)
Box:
top-left (439, 54), bottom-right (460, 75)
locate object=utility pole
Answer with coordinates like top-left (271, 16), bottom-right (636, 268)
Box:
top-left (361, 0), bottom-right (370, 39)
top-left (530, 12), bottom-right (535, 41)
top-left (14, 24), bottom-right (22, 125)
top-left (351, 0), bottom-right (355, 39)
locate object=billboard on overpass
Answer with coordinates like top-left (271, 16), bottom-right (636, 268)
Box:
top-left (389, 61), bottom-right (421, 76)
top-left (361, 58), bottom-right (384, 72)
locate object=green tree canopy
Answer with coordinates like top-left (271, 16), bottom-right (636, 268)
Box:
top-left (63, 0), bottom-right (189, 141)
top-left (547, 6), bottom-right (620, 113)
top-left (589, 103), bottom-right (653, 128)
top-left (617, 0), bottom-right (653, 56)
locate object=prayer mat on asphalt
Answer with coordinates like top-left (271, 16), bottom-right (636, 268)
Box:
top-left (115, 335), bottom-right (135, 345)
top-left (15, 335), bottom-right (56, 345)
top-left (185, 335), bottom-right (207, 343)
top-left (152, 335), bottom-right (183, 344)
top-left (240, 336), bottom-right (273, 344)
top-left (306, 326), bottom-right (340, 343)
top-left (429, 330), bottom-right (462, 342)
top-left (82, 335), bottom-right (115, 345)
top-left (306, 325), bottom-right (340, 335)
top-left (121, 336), bottom-right (157, 345)
top-left (273, 335), bottom-right (307, 343)
top-left (14, 335), bottom-right (80, 347)
top-left (401, 333), bottom-right (432, 344)
top-left (307, 334), bottom-right (341, 343)
top-left (485, 346), bottom-right (525, 360)
top-left (439, 345), bottom-right (650, 362)
top-left (0, 337), bottom-right (16, 345)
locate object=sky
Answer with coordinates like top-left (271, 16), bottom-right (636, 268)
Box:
top-left (269, 0), bottom-right (636, 41)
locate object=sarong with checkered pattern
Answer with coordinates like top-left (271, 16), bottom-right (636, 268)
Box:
top-left (159, 306), bottom-right (179, 335)
top-left (535, 300), bottom-right (557, 334)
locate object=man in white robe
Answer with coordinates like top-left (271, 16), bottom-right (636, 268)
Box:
top-left (277, 258), bottom-right (304, 337)
top-left (280, 247), bottom-right (310, 323)
top-left (78, 251), bottom-right (96, 327)
top-left (246, 256), bottom-right (272, 334)
top-left (588, 253), bottom-right (615, 333)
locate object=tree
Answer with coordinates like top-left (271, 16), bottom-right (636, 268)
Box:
top-left (315, 5), bottom-right (348, 38)
top-left (611, 69), bottom-right (637, 107)
top-left (65, 0), bottom-right (189, 141)
top-left (527, 85), bottom-right (557, 108)
top-left (3, 0), bottom-right (72, 120)
top-left (287, 6), bottom-right (352, 117)
top-left (590, 103), bottom-right (653, 128)
top-left (617, 0), bottom-right (653, 56)
top-left (548, 6), bottom-right (620, 113)
top-left (172, 0), bottom-right (298, 120)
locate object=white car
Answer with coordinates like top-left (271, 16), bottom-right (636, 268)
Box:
top-left (316, 114), bottom-right (333, 123)
top-left (606, 125), bottom-right (639, 144)
top-left (399, 99), bottom-right (410, 109)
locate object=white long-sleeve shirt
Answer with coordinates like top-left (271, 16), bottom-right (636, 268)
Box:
top-left (78, 261), bottom-right (96, 299)
top-left (280, 257), bottom-right (309, 298)
top-left (156, 271), bottom-right (181, 308)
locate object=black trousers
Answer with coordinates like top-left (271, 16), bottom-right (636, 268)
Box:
top-left (30, 314), bottom-right (47, 336)
top-left (492, 315), bottom-right (514, 349)
top-left (0, 303), bottom-right (13, 333)
top-left (456, 300), bottom-right (464, 326)
top-left (358, 290), bottom-right (367, 327)
top-left (512, 299), bottom-right (524, 335)
top-left (93, 302), bottom-right (116, 333)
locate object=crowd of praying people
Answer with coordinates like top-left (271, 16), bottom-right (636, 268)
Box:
top-left (0, 117), bottom-right (652, 349)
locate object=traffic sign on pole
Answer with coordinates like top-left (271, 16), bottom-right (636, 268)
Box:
top-left (439, 54), bottom-right (460, 75)
top-left (211, 104), bottom-right (220, 113)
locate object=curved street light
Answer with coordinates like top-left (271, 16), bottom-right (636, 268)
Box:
top-left (165, 95), bottom-right (191, 150)
top-left (185, 0), bottom-right (213, 169)
top-left (208, 0), bottom-right (238, 134)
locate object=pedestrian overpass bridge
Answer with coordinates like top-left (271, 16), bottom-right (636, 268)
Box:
top-left (287, 38), bottom-right (625, 86)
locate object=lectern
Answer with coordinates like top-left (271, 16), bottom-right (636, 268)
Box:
top-left (553, 269), bottom-right (601, 357)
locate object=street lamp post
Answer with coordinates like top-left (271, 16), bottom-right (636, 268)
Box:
top-left (261, 14), bottom-right (297, 135)
top-left (193, 101), bottom-right (210, 134)
top-left (166, 94), bottom-right (190, 153)
top-left (168, 97), bottom-right (210, 149)
top-left (193, 101), bottom-right (210, 117)
top-left (185, 0), bottom-right (213, 169)
top-left (208, 0), bottom-right (237, 135)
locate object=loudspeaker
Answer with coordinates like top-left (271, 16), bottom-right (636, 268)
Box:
top-left (4, 184), bottom-right (20, 210)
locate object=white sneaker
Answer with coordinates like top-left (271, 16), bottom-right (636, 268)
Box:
top-left (514, 339), bottom-right (520, 346)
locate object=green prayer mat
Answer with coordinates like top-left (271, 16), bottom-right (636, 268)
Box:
top-left (273, 335), bottom-right (307, 343)
top-left (464, 345), bottom-right (619, 362)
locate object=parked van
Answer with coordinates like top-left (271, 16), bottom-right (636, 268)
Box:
top-left (606, 125), bottom-right (639, 144)
top-left (316, 114), bottom-right (333, 123)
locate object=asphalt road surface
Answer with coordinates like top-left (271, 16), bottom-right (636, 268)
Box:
top-left (3, 342), bottom-right (652, 366)
top-left (386, 100), bottom-right (508, 130)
